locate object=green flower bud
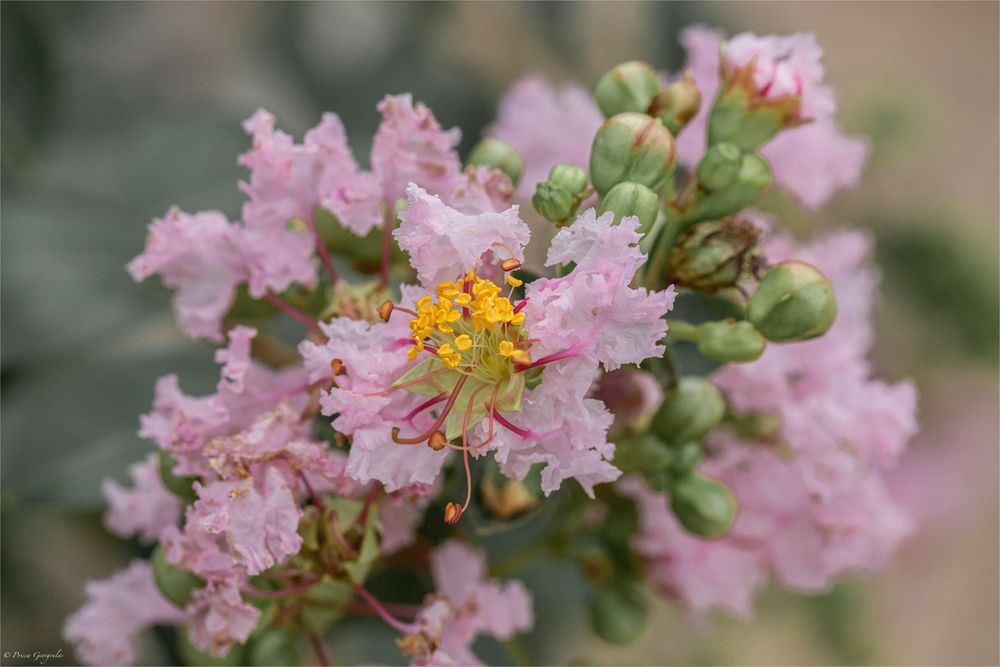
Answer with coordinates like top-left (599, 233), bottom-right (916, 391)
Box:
top-left (671, 473), bottom-right (738, 538)
top-left (697, 319), bottom-right (766, 363)
top-left (680, 152), bottom-right (772, 224)
top-left (594, 61), bottom-right (661, 118)
top-left (548, 163), bottom-right (590, 197)
top-left (590, 582), bottom-right (648, 645)
top-left (597, 181), bottom-right (659, 232)
top-left (672, 441), bottom-right (704, 479)
top-left (748, 261), bottom-right (837, 342)
top-left (668, 217), bottom-right (761, 292)
top-left (649, 71), bottom-right (702, 135)
top-left (466, 138), bottom-right (524, 187)
top-left (708, 59), bottom-right (803, 152)
top-left (158, 449), bottom-right (197, 503)
top-left (613, 434), bottom-right (673, 476)
top-left (152, 544), bottom-right (204, 608)
top-left (695, 142), bottom-right (742, 192)
top-left (652, 376), bottom-right (725, 444)
top-left (532, 181), bottom-right (575, 223)
top-left (590, 113), bottom-right (677, 197)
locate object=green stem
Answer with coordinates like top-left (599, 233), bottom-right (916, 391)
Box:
top-left (642, 212), bottom-right (686, 291)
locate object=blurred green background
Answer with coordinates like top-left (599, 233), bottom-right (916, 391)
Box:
top-left (2, 2), bottom-right (997, 665)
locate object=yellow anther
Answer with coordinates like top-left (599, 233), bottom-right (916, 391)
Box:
top-left (445, 310), bottom-right (462, 323)
top-left (437, 324), bottom-right (454, 334)
top-left (437, 344), bottom-right (455, 357)
top-left (510, 349), bottom-right (532, 365)
top-left (511, 312), bottom-right (526, 326)
top-left (407, 346), bottom-right (419, 361)
top-left (454, 334), bottom-right (472, 351)
top-left (498, 341), bottom-right (515, 357)
top-left (442, 289), bottom-right (461, 299)
top-left (506, 274), bottom-right (523, 287)
top-left (454, 293), bottom-right (472, 307)
top-left (417, 296), bottom-right (433, 309)
top-left (443, 353), bottom-right (462, 369)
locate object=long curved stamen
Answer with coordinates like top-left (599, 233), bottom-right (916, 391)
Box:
top-left (399, 393), bottom-right (447, 423)
top-left (493, 408), bottom-right (533, 438)
top-left (392, 375), bottom-right (468, 444)
top-left (457, 383), bottom-right (489, 516)
top-left (514, 343), bottom-right (585, 372)
top-left (361, 368), bottom-right (450, 397)
top-left (352, 584), bottom-right (418, 635)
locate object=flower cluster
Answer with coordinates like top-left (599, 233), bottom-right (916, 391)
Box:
top-left (66, 24), bottom-right (916, 666)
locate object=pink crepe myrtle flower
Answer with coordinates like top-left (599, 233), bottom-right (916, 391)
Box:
top-left (397, 540), bottom-right (533, 666)
top-left (102, 453), bottom-right (182, 543)
top-left (139, 326), bottom-right (309, 478)
top-left (489, 76), bottom-right (603, 199)
top-left (63, 560), bottom-right (184, 666)
top-left (395, 183), bottom-right (531, 288)
top-left (320, 94), bottom-right (465, 236)
top-left (127, 207), bottom-right (247, 341)
top-left (238, 109), bottom-right (356, 296)
top-left (677, 25), bottom-right (869, 209)
top-left (184, 578), bottom-right (261, 657)
top-left (319, 204), bottom-right (673, 518)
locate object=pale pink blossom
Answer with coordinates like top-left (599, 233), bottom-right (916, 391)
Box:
top-left (447, 166), bottom-right (515, 215)
top-left (526, 210), bottom-right (676, 370)
top-left (63, 560), bottom-right (184, 666)
top-left (127, 208), bottom-right (246, 341)
top-left (407, 541), bottom-right (533, 666)
top-left (102, 453), bottom-right (182, 543)
top-left (184, 579), bottom-right (261, 657)
top-left (489, 76), bottom-right (603, 199)
top-left (395, 183), bottom-right (530, 288)
top-left (677, 25), bottom-right (869, 209)
top-left (238, 109), bottom-right (356, 295)
top-left (191, 466), bottom-right (304, 576)
top-left (312, 314), bottom-right (446, 492)
top-left (372, 94), bottom-right (463, 204)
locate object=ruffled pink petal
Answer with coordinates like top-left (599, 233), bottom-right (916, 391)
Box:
top-left (102, 453), bottom-right (182, 543)
top-left (395, 183), bottom-right (530, 288)
top-left (127, 207), bottom-right (246, 341)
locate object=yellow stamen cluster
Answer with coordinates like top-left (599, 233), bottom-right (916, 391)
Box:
top-left (406, 269), bottom-right (527, 373)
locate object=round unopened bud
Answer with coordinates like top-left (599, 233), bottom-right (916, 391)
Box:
top-left (467, 138), bottom-right (525, 187)
top-left (532, 181), bottom-right (575, 223)
top-left (748, 261), bottom-right (837, 342)
top-left (597, 181), bottom-right (659, 232)
top-left (697, 319), bottom-right (766, 363)
top-left (680, 152), bottom-right (772, 224)
top-left (590, 113), bottom-right (677, 197)
top-left (590, 582), bottom-right (648, 645)
top-left (443, 502), bottom-right (463, 525)
top-left (649, 71), bottom-right (702, 135)
top-left (670, 473), bottom-right (737, 538)
top-left (669, 217), bottom-right (760, 292)
top-left (481, 475), bottom-right (539, 520)
top-left (152, 544), bottom-right (203, 608)
top-left (594, 61), bottom-right (662, 118)
top-left (548, 163), bottom-right (589, 197)
top-left (696, 142), bottom-right (743, 192)
top-left (652, 376), bottom-right (725, 444)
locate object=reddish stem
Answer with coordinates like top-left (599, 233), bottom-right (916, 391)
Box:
top-left (309, 212), bottom-right (339, 284)
top-left (309, 633), bottom-right (332, 667)
top-left (265, 292), bottom-right (321, 331)
top-left (493, 408), bottom-right (533, 439)
top-left (241, 576), bottom-right (321, 599)
top-left (392, 375), bottom-right (468, 444)
top-left (352, 584), bottom-right (417, 634)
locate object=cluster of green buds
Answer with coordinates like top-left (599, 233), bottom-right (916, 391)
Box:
top-left (532, 163), bottom-right (591, 224)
